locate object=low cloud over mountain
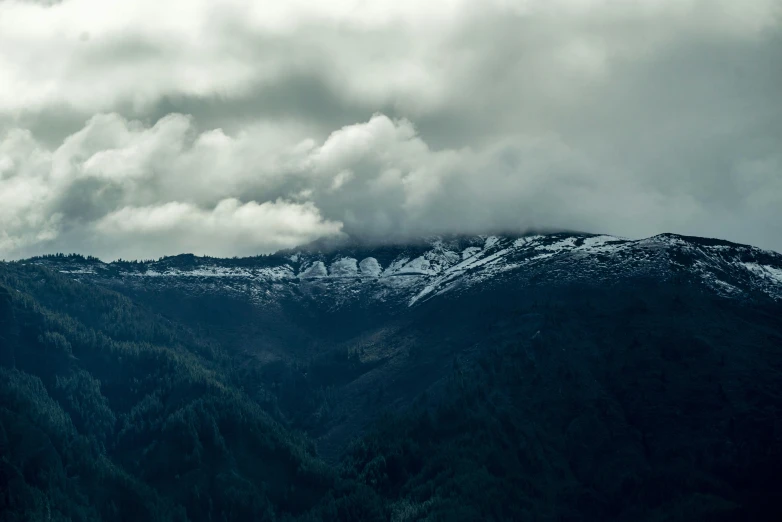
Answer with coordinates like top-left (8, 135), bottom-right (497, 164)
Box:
top-left (1, 0), bottom-right (781, 259)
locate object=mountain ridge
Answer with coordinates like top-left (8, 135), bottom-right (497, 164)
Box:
top-left (22, 232), bottom-right (782, 309)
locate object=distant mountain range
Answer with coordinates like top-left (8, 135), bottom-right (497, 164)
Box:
top-left (3, 232), bottom-right (781, 521)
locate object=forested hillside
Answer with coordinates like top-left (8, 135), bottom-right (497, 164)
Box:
top-left (2, 255), bottom-right (782, 521)
top-left (0, 263), bottom-right (333, 521)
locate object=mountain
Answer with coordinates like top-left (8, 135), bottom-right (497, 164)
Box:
top-left (2, 232), bottom-right (782, 521)
top-left (24, 232), bottom-right (782, 455)
top-left (28, 232), bottom-right (782, 309)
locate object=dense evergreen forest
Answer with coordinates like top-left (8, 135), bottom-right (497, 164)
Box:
top-left (1, 260), bottom-right (781, 521)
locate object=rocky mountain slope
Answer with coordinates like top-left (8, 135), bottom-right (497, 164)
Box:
top-left (28, 232), bottom-right (782, 310)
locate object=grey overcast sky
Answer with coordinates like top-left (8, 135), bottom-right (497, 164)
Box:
top-left (1, 0), bottom-right (781, 260)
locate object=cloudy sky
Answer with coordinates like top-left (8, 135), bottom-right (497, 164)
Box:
top-left (1, 0), bottom-right (780, 260)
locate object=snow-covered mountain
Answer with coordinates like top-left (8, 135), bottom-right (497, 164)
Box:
top-left (12, 232), bottom-right (782, 484)
top-left (28, 232), bottom-right (782, 308)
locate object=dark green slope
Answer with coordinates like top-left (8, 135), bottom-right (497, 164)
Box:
top-left (333, 283), bottom-right (782, 520)
top-left (2, 258), bottom-right (782, 521)
top-left (0, 264), bottom-right (332, 522)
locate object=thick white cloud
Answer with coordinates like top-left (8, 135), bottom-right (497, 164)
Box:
top-left (0, 0), bottom-right (781, 258)
top-left (2, 112), bottom-right (780, 259)
top-left (93, 199), bottom-right (342, 260)
top-left (0, 115), bottom-right (344, 259)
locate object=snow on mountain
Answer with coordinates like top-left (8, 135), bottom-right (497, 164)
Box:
top-left (31, 233), bottom-right (782, 309)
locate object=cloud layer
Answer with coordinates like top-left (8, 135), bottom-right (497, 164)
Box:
top-left (1, 0), bottom-right (780, 259)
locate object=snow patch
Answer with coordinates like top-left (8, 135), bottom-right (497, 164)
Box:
top-left (398, 256), bottom-right (435, 275)
top-left (59, 268), bottom-right (97, 275)
top-left (743, 262), bottom-right (782, 285)
top-left (330, 257), bottom-right (359, 277)
top-left (484, 236), bottom-right (500, 250)
top-left (384, 257), bottom-right (411, 275)
top-left (513, 235), bottom-right (543, 248)
top-left (300, 261), bottom-right (328, 278)
top-left (359, 257), bottom-right (383, 277)
top-left (541, 237), bottom-right (579, 253)
top-left (462, 246), bottom-right (481, 260)
top-left (580, 235), bottom-right (622, 252)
